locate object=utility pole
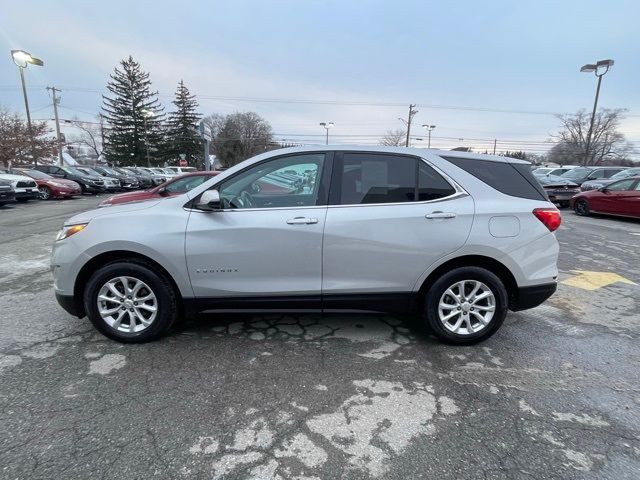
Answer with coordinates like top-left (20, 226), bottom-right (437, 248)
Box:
top-left (47, 86), bottom-right (64, 166)
top-left (493, 139), bottom-right (497, 155)
top-left (403, 104), bottom-right (418, 147)
top-left (98, 113), bottom-right (106, 149)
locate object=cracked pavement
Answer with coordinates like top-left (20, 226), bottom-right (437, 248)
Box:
top-left (1, 197), bottom-right (639, 479)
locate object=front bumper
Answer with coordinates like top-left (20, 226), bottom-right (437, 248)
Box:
top-left (55, 292), bottom-right (85, 318)
top-left (511, 282), bottom-right (557, 311)
top-left (15, 190), bottom-right (40, 200)
top-left (52, 187), bottom-right (81, 197)
top-left (0, 190), bottom-right (16, 203)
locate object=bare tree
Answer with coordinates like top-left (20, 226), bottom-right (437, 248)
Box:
top-left (210, 112), bottom-right (273, 167)
top-left (0, 106), bottom-right (56, 167)
top-left (550, 109), bottom-right (635, 165)
top-left (65, 116), bottom-right (104, 158)
top-left (380, 129), bottom-right (406, 147)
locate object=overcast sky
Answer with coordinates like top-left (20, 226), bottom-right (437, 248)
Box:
top-left (1, 0), bottom-right (638, 155)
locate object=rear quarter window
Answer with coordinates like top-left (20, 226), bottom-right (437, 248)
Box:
top-left (441, 156), bottom-right (547, 201)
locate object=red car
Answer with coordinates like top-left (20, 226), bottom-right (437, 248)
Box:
top-left (570, 176), bottom-right (640, 219)
top-left (99, 171), bottom-right (221, 207)
top-left (14, 168), bottom-right (82, 200)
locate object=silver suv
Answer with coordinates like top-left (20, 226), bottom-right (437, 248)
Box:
top-left (51, 147), bottom-right (560, 345)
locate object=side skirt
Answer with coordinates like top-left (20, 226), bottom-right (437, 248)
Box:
top-left (184, 293), bottom-right (415, 316)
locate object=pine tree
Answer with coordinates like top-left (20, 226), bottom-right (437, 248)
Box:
top-left (102, 56), bottom-right (164, 166)
top-left (163, 80), bottom-right (203, 166)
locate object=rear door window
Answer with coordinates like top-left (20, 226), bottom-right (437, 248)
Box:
top-left (334, 153), bottom-right (455, 205)
top-left (339, 153), bottom-right (416, 204)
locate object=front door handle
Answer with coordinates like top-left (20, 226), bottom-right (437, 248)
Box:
top-left (425, 211), bottom-right (456, 219)
top-left (286, 217), bottom-right (319, 225)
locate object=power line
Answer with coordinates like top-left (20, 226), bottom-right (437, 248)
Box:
top-left (3, 84), bottom-right (638, 117)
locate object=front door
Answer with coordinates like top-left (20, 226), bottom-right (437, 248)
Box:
top-left (600, 179), bottom-right (640, 216)
top-left (185, 153), bottom-right (331, 305)
top-left (322, 152), bottom-right (474, 310)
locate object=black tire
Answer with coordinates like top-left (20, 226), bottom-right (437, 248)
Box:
top-left (83, 260), bottom-right (179, 343)
top-left (574, 199), bottom-right (590, 216)
top-left (424, 266), bottom-right (508, 345)
top-left (39, 186), bottom-right (52, 200)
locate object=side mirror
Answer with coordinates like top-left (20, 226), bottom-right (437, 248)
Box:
top-left (599, 187), bottom-right (608, 193)
top-left (157, 187), bottom-right (169, 196)
top-left (195, 190), bottom-right (221, 211)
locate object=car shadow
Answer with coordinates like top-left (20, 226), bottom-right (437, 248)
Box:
top-left (173, 311), bottom-right (436, 346)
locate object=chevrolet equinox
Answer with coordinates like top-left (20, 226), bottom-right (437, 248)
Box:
top-left (51, 146), bottom-right (560, 345)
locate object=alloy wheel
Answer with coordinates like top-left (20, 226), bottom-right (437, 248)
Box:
top-left (39, 186), bottom-right (51, 200)
top-left (438, 280), bottom-right (496, 335)
top-left (97, 276), bottom-right (158, 333)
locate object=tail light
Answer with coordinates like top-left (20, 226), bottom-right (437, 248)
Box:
top-left (533, 208), bottom-right (561, 232)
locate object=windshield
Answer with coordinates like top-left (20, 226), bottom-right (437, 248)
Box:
top-left (17, 169), bottom-right (53, 180)
top-left (561, 167), bottom-right (591, 179)
top-left (100, 167), bottom-right (120, 176)
top-left (533, 168), bottom-right (551, 175)
top-left (610, 168), bottom-right (640, 180)
top-left (61, 166), bottom-right (87, 176)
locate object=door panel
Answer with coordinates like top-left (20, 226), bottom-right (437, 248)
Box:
top-left (322, 195), bottom-right (474, 294)
top-left (185, 207), bottom-right (327, 297)
top-left (185, 152), bottom-right (330, 299)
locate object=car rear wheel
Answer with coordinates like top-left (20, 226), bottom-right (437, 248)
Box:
top-left (83, 261), bottom-right (178, 343)
top-left (39, 186), bottom-right (52, 200)
top-left (424, 267), bottom-right (508, 345)
top-left (574, 199), bottom-right (590, 216)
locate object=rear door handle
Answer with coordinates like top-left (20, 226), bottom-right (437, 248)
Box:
top-left (287, 217), bottom-right (319, 225)
top-left (425, 211), bottom-right (456, 219)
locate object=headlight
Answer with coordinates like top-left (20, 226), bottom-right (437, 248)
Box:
top-left (56, 223), bottom-right (88, 241)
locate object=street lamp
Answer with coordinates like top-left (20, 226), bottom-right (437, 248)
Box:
top-left (319, 122), bottom-right (334, 145)
top-left (141, 109), bottom-right (154, 167)
top-left (580, 59), bottom-right (614, 165)
top-left (421, 124), bottom-right (436, 148)
top-left (11, 50), bottom-right (44, 166)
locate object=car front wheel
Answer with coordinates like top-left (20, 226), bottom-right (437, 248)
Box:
top-left (424, 267), bottom-right (508, 345)
top-left (39, 186), bottom-right (52, 200)
top-left (83, 261), bottom-right (178, 343)
top-left (574, 199), bottom-right (590, 216)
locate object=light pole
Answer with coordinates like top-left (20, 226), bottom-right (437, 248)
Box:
top-left (421, 124), bottom-right (436, 148)
top-left (319, 122), bottom-right (334, 145)
top-left (141, 109), bottom-right (154, 167)
top-left (580, 59), bottom-right (614, 165)
top-left (11, 50), bottom-right (44, 166)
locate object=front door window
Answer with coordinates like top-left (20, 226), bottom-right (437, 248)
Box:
top-left (217, 154), bottom-right (326, 209)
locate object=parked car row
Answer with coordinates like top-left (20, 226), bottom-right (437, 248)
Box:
top-left (0, 164), bottom-right (202, 206)
top-left (528, 165), bottom-right (640, 218)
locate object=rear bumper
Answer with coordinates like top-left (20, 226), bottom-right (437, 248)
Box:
top-left (547, 192), bottom-right (578, 202)
top-left (511, 282), bottom-right (557, 311)
top-left (55, 292), bottom-right (85, 318)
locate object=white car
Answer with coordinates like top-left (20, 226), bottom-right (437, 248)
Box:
top-left (166, 166), bottom-right (198, 175)
top-left (533, 166), bottom-right (578, 177)
top-left (0, 171), bottom-right (39, 202)
top-left (51, 146), bottom-right (560, 345)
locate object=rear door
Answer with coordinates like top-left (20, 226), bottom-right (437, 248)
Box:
top-left (321, 152), bottom-right (473, 310)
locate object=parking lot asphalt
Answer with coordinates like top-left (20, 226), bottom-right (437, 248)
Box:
top-left (1, 197), bottom-right (639, 480)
